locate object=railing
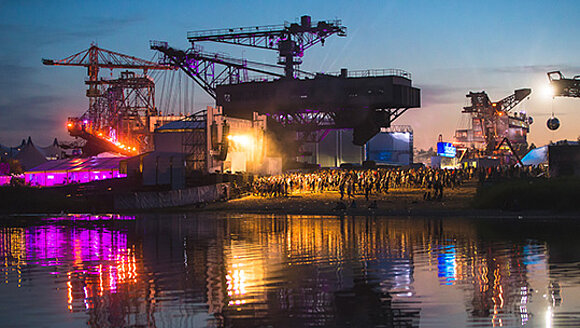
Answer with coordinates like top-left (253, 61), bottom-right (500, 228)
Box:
top-left (216, 69), bottom-right (412, 85)
top-left (326, 68), bottom-right (412, 79)
top-left (187, 19), bottom-right (344, 40)
top-left (217, 74), bottom-right (277, 85)
top-left (149, 40), bottom-right (168, 49)
top-left (380, 125), bottom-right (413, 133)
top-left (188, 24), bottom-right (286, 39)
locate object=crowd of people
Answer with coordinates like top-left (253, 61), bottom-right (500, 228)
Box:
top-left (478, 164), bottom-right (547, 183)
top-left (252, 166), bottom-right (475, 201)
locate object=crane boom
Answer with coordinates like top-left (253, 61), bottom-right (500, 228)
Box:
top-left (151, 41), bottom-right (286, 99)
top-left (42, 44), bottom-right (175, 71)
top-left (496, 88), bottom-right (531, 112)
top-left (547, 71), bottom-right (580, 98)
top-left (187, 15), bottom-right (346, 78)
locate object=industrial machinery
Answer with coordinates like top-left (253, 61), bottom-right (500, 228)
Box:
top-left (454, 88), bottom-right (532, 163)
top-left (548, 71), bottom-right (580, 98)
top-left (546, 71), bottom-right (580, 130)
top-left (43, 44), bottom-right (176, 156)
top-left (151, 15), bottom-right (420, 161)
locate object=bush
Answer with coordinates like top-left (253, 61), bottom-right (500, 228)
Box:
top-left (473, 177), bottom-right (580, 211)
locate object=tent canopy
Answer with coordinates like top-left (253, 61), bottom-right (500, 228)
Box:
top-left (521, 146), bottom-right (548, 166)
top-left (27, 156), bottom-right (128, 173)
top-left (14, 137), bottom-right (47, 170)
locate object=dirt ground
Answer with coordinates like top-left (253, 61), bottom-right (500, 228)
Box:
top-left (201, 180), bottom-right (479, 217)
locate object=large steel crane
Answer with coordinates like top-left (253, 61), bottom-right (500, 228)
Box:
top-left (43, 44), bottom-right (176, 155)
top-left (152, 15), bottom-right (420, 154)
top-left (454, 88), bottom-right (532, 160)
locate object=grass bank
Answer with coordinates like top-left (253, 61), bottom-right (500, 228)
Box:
top-left (473, 177), bottom-right (580, 211)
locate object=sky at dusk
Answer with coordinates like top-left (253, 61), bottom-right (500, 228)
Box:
top-left (1, 0), bottom-right (579, 150)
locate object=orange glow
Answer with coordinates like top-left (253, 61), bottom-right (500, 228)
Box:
top-left (67, 272), bottom-right (73, 311)
top-left (98, 264), bottom-right (104, 297)
top-left (88, 130), bottom-right (139, 154)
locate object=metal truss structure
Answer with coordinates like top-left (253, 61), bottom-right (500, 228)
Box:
top-left (382, 125), bottom-right (413, 134)
top-left (99, 71), bottom-right (157, 150)
top-left (151, 16), bottom-right (345, 99)
top-left (150, 41), bottom-right (285, 100)
top-left (43, 44), bottom-right (175, 154)
top-left (269, 111), bottom-right (336, 143)
top-left (186, 16), bottom-right (346, 78)
top-left (455, 89), bottom-right (532, 157)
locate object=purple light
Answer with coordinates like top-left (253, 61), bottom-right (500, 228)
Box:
top-left (43, 214), bottom-right (135, 222)
top-left (1, 221), bottom-right (139, 311)
top-left (0, 176), bottom-right (11, 186)
top-left (25, 170), bottom-right (126, 187)
top-left (0, 222), bottom-right (132, 267)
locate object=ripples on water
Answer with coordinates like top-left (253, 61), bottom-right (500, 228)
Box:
top-left (1, 214), bottom-right (580, 327)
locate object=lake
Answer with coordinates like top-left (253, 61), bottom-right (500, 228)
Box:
top-left (1, 213), bottom-right (580, 327)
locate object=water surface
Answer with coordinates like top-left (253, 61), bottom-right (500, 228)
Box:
top-left (1, 213), bottom-right (580, 327)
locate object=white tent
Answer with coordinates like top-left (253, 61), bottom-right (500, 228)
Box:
top-left (521, 146), bottom-right (548, 166)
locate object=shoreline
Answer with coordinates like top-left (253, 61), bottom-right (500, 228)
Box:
top-left (183, 181), bottom-right (580, 219)
top-left (3, 180), bottom-right (579, 219)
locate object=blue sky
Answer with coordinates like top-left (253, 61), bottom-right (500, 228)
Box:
top-left (1, 0), bottom-right (579, 149)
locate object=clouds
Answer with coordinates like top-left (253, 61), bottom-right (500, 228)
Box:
top-left (489, 64), bottom-right (580, 75)
top-left (0, 94), bottom-right (69, 125)
top-left (0, 91), bottom-right (81, 145)
top-left (1, 1), bottom-right (579, 150)
top-left (0, 63), bottom-right (46, 92)
top-left (420, 84), bottom-right (466, 107)
top-left (40, 16), bottom-right (144, 46)
top-left (0, 8), bottom-right (143, 145)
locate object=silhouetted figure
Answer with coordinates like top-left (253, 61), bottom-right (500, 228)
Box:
top-left (349, 200), bottom-right (357, 208)
top-left (347, 181), bottom-right (353, 199)
top-left (221, 185), bottom-right (228, 201)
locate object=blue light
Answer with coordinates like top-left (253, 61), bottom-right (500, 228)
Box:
top-left (437, 244), bottom-right (457, 285)
top-left (437, 142), bottom-right (456, 158)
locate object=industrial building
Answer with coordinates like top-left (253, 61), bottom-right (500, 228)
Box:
top-left (133, 106), bottom-right (276, 189)
top-left (310, 126), bottom-right (413, 167)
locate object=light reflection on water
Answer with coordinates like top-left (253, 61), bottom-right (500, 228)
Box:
top-left (1, 214), bottom-right (580, 327)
